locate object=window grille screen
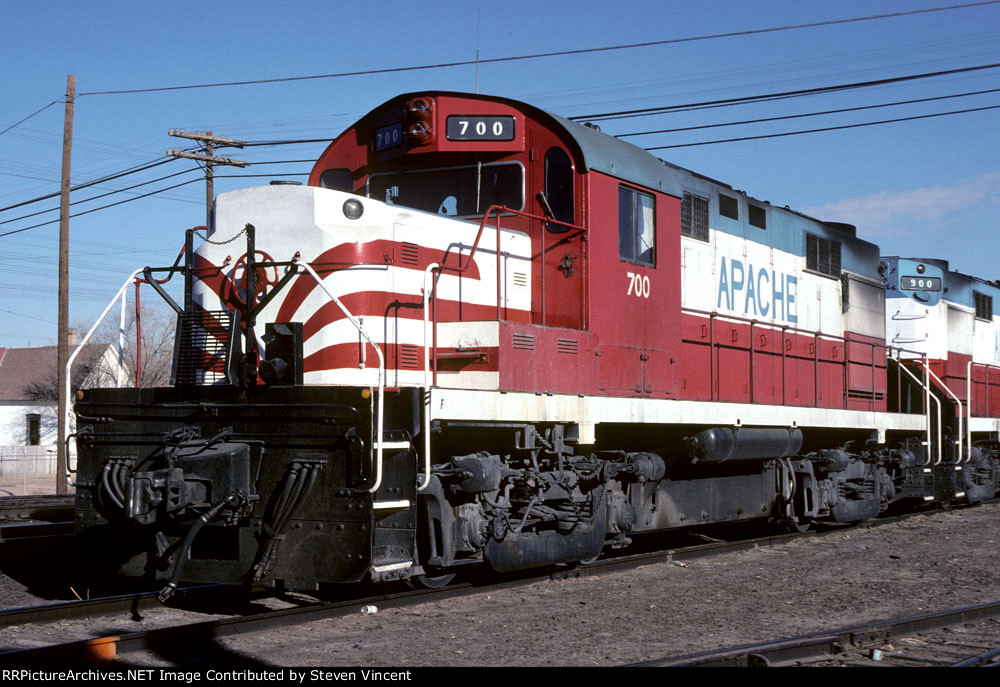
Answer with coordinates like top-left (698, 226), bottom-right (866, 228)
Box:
top-left (681, 193), bottom-right (709, 241)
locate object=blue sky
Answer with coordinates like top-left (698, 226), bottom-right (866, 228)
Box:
top-left (1, 0), bottom-right (998, 347)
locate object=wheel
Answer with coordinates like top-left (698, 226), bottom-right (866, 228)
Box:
top-left (407, 572), bottom-right (456, 589)
top-left (785, 518), bottom-right (811, 534)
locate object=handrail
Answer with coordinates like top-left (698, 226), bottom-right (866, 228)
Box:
top-left (64, 268), bottom-right (144, 488)
top-left (449, 204), bottom-right (586, 276)
top-left (918, 359), bottom-right (963, 464)
top-left (297, 260), bottom-right (387, 495)
top-left (442, 205), bottom-right (587, 327)
top-left (680, 307), bottom-right (883, 410)
top-left (419, 206), bottom-right (587, 485)
top-left (892, 334), bottom-right (928, 345)
top-left (962, 359), bottom-right (1000, 459)
top-left (967, 360), bottom-right (973, 462)
top-left (890, 309), bottom-right (929, 321)
top-left (116, 289), bottom-right (127, 388)
top-left (892, 352), bottom-right (938, 466)
top-left (419, 262), bottom-right (440, 493)
top-left (681, 307), bottom-right (880, 351)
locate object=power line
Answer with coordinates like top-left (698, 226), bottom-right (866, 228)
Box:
top-left (644, 103), bottom-right (1000, 150)
top-left (0, 157), bottom-right (177, 214)
top-left (0, 178), bottom-right (202, 238)
top-left (250, 159), bottom-right (318, 164)
top-left (242, 139), bottom-right (335, 147)
top-left (0, 307), bottom-right (56, 325)
top-left (618, 87), bottom-right (1000, 137)
top-left (570, 62), bottom-right (1000, 121)
top-left (3, 60), bottom-right (997, 233)
top-left (77, 2), bottom-right (1000, 96)
top-left (0, 98), bottom-right (62, 137)
top-left (0, 168), bottom-right (201, 227)
top-left (214, 173), bottom-right (308, 179)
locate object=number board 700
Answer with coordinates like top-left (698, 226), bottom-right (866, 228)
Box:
top-left (445, 115), bottom-right (515, 141)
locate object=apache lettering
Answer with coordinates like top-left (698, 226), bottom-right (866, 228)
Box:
top-left (717, 256), bottom-right (797, 324)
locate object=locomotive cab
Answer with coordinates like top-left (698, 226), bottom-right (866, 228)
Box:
top-left (313, 93), bottom-right (589, 335)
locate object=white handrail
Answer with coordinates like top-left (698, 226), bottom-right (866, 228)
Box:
top-left (116, 289), bottom-right (127, 388)
top-left (296, 261), bottom-right (386, 495)
top-left (419, 262), bottom-right (440, 493)
top-left (918, 360), bottom-right (963, 465)
top-left (967, 360), bottom-right (974, 463)
top-left (64, 268), bottom-right (143, 486)
top-left (893, 353), bottom-right (938, 466)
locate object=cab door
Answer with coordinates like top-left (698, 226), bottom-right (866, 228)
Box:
top-left (532, 145), bottom-right (585, 330)
top-left (589, 175), bottom-right (681, 396)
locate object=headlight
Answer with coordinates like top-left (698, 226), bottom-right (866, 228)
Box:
top-left (343, 198), bottom-right (364, 220)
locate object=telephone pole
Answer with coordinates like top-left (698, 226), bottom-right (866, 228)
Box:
top-left (167, 130), bottom-right (248, 226)
top-left (56, 75), bottom-right (75, 496)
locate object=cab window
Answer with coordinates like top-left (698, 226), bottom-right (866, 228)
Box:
top-left (544, 147), bottom-right (573, 232)
top-left (368, 162), bottom-right (523, 217)
top-left (319, 168), bottom-right (353, 192)
top-left (619, 186), bottom-right (655, 266)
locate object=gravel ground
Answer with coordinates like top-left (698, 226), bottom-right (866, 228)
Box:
top-left (0, 573), bottom-right (41, 611)
top-left (3, 502), bottom-right (1000, 666)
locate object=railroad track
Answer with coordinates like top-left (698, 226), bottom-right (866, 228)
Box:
top-left (0, 586), bottom-right (224, 631)
top-left (1, 502), bottom-right (995, 664)
top-left (0, 521), bottom-right (72, 544)
top-left (0, 524), bottom-right (830, 664)
top-left (0, 495), bottom-right (73, 522)
top-left (631, 601), bottom-right (1000, 667)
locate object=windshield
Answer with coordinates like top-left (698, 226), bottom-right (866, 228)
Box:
top-left (368, 162), bottom-right (524, 217)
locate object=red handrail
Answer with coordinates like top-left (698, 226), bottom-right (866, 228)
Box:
top-left (964, 360), bottom-right (1000, 417)
top-left (428, 206), bottom-right (587, 384)
top-left (682, 307), bottom-right (887, 411)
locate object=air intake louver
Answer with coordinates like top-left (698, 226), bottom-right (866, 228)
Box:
top-left (512, 333), bottom-right (535, 350)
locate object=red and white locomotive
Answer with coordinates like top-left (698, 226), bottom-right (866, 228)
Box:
top-left (72, 92), bottom-right (1000, 594)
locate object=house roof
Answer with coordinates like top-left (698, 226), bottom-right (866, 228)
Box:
top-left (0, 344), bottom-right (114, 402)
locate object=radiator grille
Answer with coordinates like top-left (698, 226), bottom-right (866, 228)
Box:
top-left (172, 310), bottom-right (240, 385)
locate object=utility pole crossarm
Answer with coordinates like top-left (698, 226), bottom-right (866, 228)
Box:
top-left (168, 129), bottom-right (247, 148)
top-left (166, 149), bottom-right (250, 167)
top-left (168, 129), bottom-right (250, 225)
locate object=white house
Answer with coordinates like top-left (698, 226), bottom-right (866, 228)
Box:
top-left (0, 337), bottom-right (127, 492)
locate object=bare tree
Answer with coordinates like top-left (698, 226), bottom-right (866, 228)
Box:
top-left (20, 303), bottom-right (176, 400)
top-left (22, 357), bottom-right (96, 402)
top-left (93, 302), bottom-right (177, 388)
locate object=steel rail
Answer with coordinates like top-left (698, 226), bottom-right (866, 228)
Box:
top-left (3, 499), bottom-right (996, 663)
top-left (0, 527), bottom-right (821, 663)
top-left (0, 495), bottom-right (74, 522)
top-left (629, 599), bottom-right (1000, 667)
top-left (0, 521), bottom-right (72, 542)
top-left (0, 589), bottom-right (207, 630)
top-left (0, 511), bottom-right (936, 663)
